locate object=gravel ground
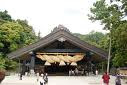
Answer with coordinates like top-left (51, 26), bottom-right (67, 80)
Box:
top-left (1, 75), bottom-right (126, 85)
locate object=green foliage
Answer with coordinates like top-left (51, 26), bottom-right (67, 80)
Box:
top-left (111, 22), bottom-right (127, 66)
top-left (84, 31), bottom-right (105, 46)
top-left (0, 21), bottom-right (23, 52)
top-left (4, 58), bottom-right (18, 70)
top-left (89, 0), bottom-right (122, 30)
top-left (0, 56), bottom-right (6, 69)
top-left (89, 0), bottom-right (127, 67)
top-left (99, 34), bottom-right (109, 51)
top-left (0, 10), bottom-right (12, 21)
top-left (113, 52), bottom-right (127, 67)
top-left (0, 53), bottom-right (18, 70)
top-left (16, 19), bottom-right (37, 46)
top-left (74, 31), bottom-right (106, 49)
top-left (0, 10), bottom-right (37, 70)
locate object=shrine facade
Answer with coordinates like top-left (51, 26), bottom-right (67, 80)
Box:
top-left (7, 25), bottom-right (108, 75)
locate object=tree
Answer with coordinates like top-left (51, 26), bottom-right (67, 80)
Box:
top-left (112, 22), bottom-right (127, 67)
top-left (0, 56), bottom-right (5, 69)
top-left (0, 10), bottom-right (37, 70)
top-left (74, 31), bottom-right (106, 48)
top-left (89, 0), bottom-right (127, 67)
top-left (16, 19), bottom-right (37, 46)
top-left (99, 34), bottom-right (109, 51)
top-left (0, 21), bottom-right (24, 53)
top-left (0, 10), bottom-right (12, 21)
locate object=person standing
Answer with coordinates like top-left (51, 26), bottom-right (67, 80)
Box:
top-left (115, 74), bottom-right (121, 85)
top-left (19, 72), bottom-right (23, 80)
top-left (44, 73), bottom-right (48, 84)
top-left (39, 74), bottom-right (45, 85)
top-left (102, 72), bottom-right (110, 85)
top-left (37, 72), bottom-right (39, 81)
top-left (69, 70), bottom-right (71, 76)
top-left (75, 68), bottom-right (78, 76)
top-left (95, 70), bottom-right (98, 75)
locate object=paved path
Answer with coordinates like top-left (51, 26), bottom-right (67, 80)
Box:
top-left (1, 75), bottom-right (127, 85)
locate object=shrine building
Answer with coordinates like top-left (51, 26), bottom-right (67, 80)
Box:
top-left (7, 25), bottom-right (108, 75)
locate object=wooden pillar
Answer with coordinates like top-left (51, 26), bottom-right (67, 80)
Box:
top-left (30, 56), bottom-right (35, 70)
top-left (29, 52), bottom-right (35, 69)
top-left (86, 51), bottom-right (92, 75)
top-left (29, 51), bottom-right (35, 75)
top-left (18, 58), bottom-right (21, 74)
top-left (22, 60), bottom-right (26, 75)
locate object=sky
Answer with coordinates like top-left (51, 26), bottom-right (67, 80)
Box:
top-left (0, 0), bottom-right (107, 37)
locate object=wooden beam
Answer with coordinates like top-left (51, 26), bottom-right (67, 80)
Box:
top-left (36, 52), bottom-right (85, 55)
top-left (41, 49), bottom-right (84, 53)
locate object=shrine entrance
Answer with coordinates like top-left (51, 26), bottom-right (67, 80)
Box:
top-left (44, 65), bottom-right (70, 75)
top-left (35, 53), bottom-right (84, 75)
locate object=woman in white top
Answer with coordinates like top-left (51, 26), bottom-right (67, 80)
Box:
top-left (39, 74), bottom-right (45, 85)
top-left (95, 70), bottom-right (98, 75)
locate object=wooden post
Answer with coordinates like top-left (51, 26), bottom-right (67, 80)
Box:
top-left (86, 51), bottom-right (92, 75)
top-left (30, 56), bottom-right (35, 70)
top-left (30, 52), bottom-right (35, 75)
top-left (22, 60), bottom-right (26, 75)
top-left (18, 58), bottom-right (21, 74)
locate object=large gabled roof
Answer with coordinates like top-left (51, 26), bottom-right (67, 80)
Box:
top-left (7, 25), bottom-right (108, 59)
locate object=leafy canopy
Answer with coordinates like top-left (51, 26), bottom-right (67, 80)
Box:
top-left (89, 0), bottom-right (127, 67)
top-left (0, 10), bottom-right (37, 70)
top-left (74, 31), bottom-right (106, 49)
